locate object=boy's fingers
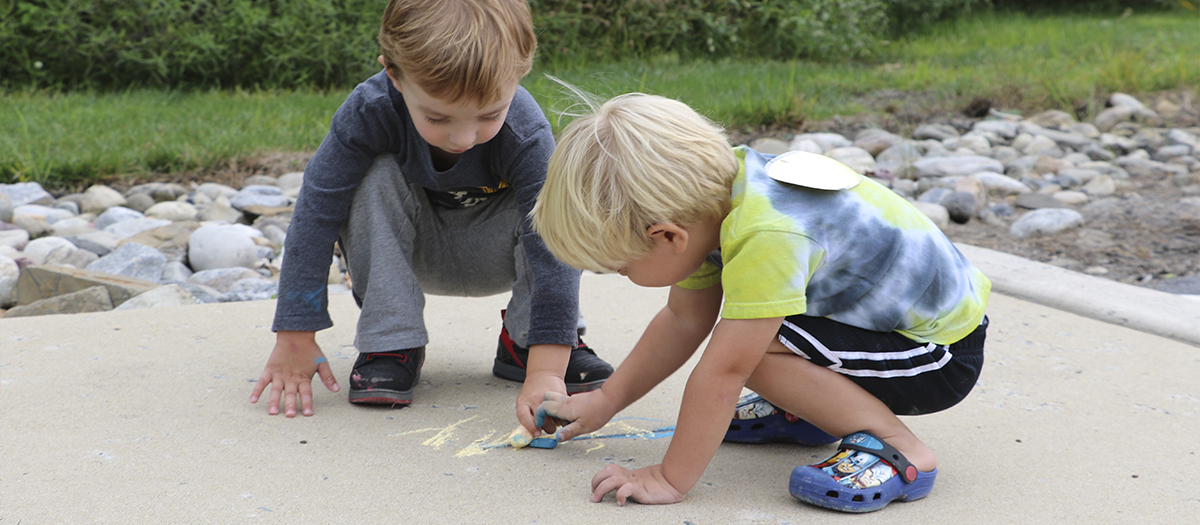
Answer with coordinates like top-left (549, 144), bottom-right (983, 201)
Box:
top-left (284, 389), bottom-right (297, 418)
top-left (268, 382), bottom-right (283, 415)
top-left (299, 382), bottom-right (314, 416)
top-left (249, 373), bottom-right (269, 403)
top-left (316, 361), bottom-right (340, 392)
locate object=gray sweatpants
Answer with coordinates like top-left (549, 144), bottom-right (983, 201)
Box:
top-left (339, 155), bottom-right (578, 354)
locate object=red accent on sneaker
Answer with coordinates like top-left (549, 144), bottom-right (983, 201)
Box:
top-left (784, 412), bottom-right (800, 423)
top-left (499, 309), bottom-right (526, 370)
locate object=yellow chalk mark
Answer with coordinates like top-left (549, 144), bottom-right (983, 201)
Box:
top-left (455, 431), bottom-right (500, 458)
top-left (398, 416), bottom-right (477, 448)
top-left (585, 443), bottom-right (605, 454)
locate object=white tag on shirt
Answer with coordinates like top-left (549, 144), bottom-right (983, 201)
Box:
top-left (764, 151), bottom-right (862, 191)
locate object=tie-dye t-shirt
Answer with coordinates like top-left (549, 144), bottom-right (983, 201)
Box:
top-left (677, 147), bottom-right (990, 345)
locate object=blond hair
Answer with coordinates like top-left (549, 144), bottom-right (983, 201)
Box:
top-left (378, 0), bottom-right (536, 105)
top-left (532, 93), bottom-right (739, 273)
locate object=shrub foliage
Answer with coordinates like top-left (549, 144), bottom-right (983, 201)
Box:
top-left (0, 0), bottom-right (1047, 90)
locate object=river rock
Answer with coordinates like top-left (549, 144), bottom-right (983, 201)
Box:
top-left (80, 185), bottom-right (127, 214)
top-left (910, 201), bottom-right (949, 230)
top-left (826, 147), bottom-right (876, 174)
top-left (913, 124), bottom-right (959, 141)
top-left (229, 185), bottom-right (290, 211)
top-left (0, 182), bottom-right (54, 207)
top-left (86, 242), bottom-right (168, 282)
top-left (145, 201), bottom-right (199, 221)
top-left (791, 133), bottom-right (851, 153)
top-left (103, 217), bottom-right (174, 240)
top-left (278, 172), bottom-right (305, 192)
top-left (188, 267), bottom-right (265, 293)
top-left (188, 224), bottom-right (262, 271)
top-left (4, 285), bottom-right (113, 318)
top-left (113, 284), bottom-right (200, 310)
top-left (94, 206), bottom-right (146, 230)
top-left (913, 155), bottom-right (1003, 178)
top-left (0, 255), bottom-right (19, 307)
top-left (1009, 208), bottom-right (1084, 238)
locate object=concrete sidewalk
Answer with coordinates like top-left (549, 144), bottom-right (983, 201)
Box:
top-left (2, 247), bottom-right (1198, 523)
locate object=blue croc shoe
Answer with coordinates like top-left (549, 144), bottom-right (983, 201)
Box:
top-left (724, 393), bottom-right (839, 446)
top-left (789, 431), bottom-right (937, 513)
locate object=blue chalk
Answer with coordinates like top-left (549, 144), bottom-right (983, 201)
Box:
top-left (528, 437), bottom-right (558, 449)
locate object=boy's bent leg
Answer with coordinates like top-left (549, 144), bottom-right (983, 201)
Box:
top-left (340, 155), bottom-right (429, 405)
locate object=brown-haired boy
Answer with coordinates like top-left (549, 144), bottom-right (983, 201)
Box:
top-left (250, 0), bottom-right (612, 435)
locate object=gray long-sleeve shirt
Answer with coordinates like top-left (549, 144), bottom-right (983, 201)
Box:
top-left (271, 71), bottom-right (581, 347)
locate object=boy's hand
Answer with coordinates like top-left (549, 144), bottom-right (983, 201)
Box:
top-left (516, 371), bottom-right (568, 435)
top-left (591, 463), bottom-right (685, 505)
top-left (249, 331), bottom-right (339, 417)
top-left (535, 390), bottom-right (618, 442)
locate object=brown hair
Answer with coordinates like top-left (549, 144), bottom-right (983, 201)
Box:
top-left (378, 0), bottom-right (536, 105)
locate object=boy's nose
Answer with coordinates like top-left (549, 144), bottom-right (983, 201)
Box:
top-left (450, 126), bottom-right (477, 150)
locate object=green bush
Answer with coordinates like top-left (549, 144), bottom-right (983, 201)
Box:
top-left (1, 0), bottom-right (988, 90)
top-left (990, 0), bottom-right (1185, 11)
top-left (0, 0), bottom-right (381, 90)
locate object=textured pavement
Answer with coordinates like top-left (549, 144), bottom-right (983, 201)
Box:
top-left (2, 245), bottom-right (1198, 523)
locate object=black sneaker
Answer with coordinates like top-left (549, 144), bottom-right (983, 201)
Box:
top-left (348, 347), bottom-right (425, 406)
top-left (492, 311), bottom-right (613, 393)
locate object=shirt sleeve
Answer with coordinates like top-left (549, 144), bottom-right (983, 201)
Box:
top-left (718, 229), bottom-right (824, 320)
top-left (272, 74), bottom-right (404, 332)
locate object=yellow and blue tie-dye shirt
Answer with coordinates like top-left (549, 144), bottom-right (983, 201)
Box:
top-left (678, 147), bottom-right (990, 345)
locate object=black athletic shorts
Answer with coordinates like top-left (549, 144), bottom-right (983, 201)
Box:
top-left (776, 315), bottom-right (987, 416)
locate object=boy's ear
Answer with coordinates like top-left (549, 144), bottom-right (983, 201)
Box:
top-left (646, 223), bottom-right (689, 253)
top-left (379, 56), bottom-right (401, 91)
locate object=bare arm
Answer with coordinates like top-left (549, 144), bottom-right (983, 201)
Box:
top-left (548, 284), bottom-right (722, 442)
top-left (590, 315), bottom-right (784, 504)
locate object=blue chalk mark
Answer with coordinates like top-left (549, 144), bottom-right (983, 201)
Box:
top-left (572, 426), bottom-right (675, 441)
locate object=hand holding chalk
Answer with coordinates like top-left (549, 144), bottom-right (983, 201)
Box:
top-left (535, 390), bottom-right (617, 443)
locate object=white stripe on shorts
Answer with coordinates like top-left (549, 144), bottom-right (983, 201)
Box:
top-left (779, 319), bottom-right (954, 379)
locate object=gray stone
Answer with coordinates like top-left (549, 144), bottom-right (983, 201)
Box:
top-left (13, 265), bottom-right (158, 307)
top-left (277, 172), bottom-right (305, 192)
top-left (1082, 175), bottom-right (1117, 197)
top-left (1083, 143), bottom-right (1116, 161)
top-left (66, 231), bottom-right (121, 258)
top-left (229, 185), bottom-right (290, 211)
top-left (124, 193), bottom-right (157, 213)
top-left (1132, 128), bottom-right (1167, 149)
top-left (0, 182), bottom-right (54, 207)
top-left (1068, 123), bottom-right (1102, 139)
top-left (1154, 144), bottom-right (1192, 161)
top-left (23, 237), bottom-right (79, 266)
top-left (1009, 208), bottom-right (1084, 238)
top-left (1167, 129), bottom-right (1199, 149)
top-left (973, 171), bottom-right (1032, 195)
top-left (943, 191), bottom-right (978, 224)
top-left (197, 195), bottom-right (244, 224)
top-left (972, 120), bottom-right (1019, 138)
top-left (747, 138), bottom-right (790, 155)
top-left (3, 285), bottom-right (113, 318)
top-left (1052, 191), bottom-right (1089, 206)
top-left (0, 192), bottom-right (13, 222)
top-left (94, 206), bottom-right (146, 230)
top-left (197, 182), bottom-right (239, 201)
top-left (944, 134), bottom-right (992, 155)
top-left (789, 139), bottom-right (822, 154)
top-left (1029, 110), bottom-right (1076, 129)
top-left (221, 278), bottom-right (279, 302)
top-left (12, 216), bottom-right (53, 239)
top-left (145, 201), bottom-right (199, 221)
top-left (852, 129), bottom-right (901, 156)
top-left (103, 218), bottom-right (174, 240)
top-left (188, 223), bottom-right (262, 271)
top-left (1014, 193), bottom-right (1070, 210)
top-left (122, 221), bottom-right (199, 264)
top-left (1141, 274), bottom-right (1200, 295)
top-left (0, 229), bottom-right (30, 251)
top-left (0, 255), bottom-right (19, 307)
top-left (49, 218), bottom-right (96, 238)
top-left (913, 124), bottom-right (959, 141)
top-left (13, 204), bottom-right (74, 225)
top-left (80, 185), bottom-right (127, 214)
top-left (1094, 106), bottom-right (1136, 132)
top-left (918, 187), bottom-right (954, 205)
top-left (791, 133), bottom-right (851, 153)
top-left (1022, 135), bottom-right (1060, 156)
top-left (825, 147), bottom-right (876, 174)
top-left (113, 284), bottom-right (200, 310)
top-left (54, 200), bottom-right (80, 215)
top-left (910, 201), bottom-right (949, 230)
top-left (86, 243), bottom-right (168, 282)
top-left (160, 261), bottom-right (194, 283)
top-left (188, 267), bottom-right (265, 293)
top-left (177, 282), bottom-right (226, 303)
top-left (1058, 169), bottom-right (1101, 184)
top-left (912, 155), bottom-right (1004, 178)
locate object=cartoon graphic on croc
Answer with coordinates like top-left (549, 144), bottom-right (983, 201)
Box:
top-left (724, 393), bottom-right (840, 446)
top-left (790, 431), bottom-right (938, 513)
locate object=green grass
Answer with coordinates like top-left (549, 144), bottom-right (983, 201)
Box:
top-left (2, 8), bottom-right (1197, 188)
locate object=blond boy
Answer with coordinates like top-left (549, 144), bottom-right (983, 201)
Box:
top-left (250, 0), bottom-right (612, 435)
top-left (532, 94), bottom-right (990, 512)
